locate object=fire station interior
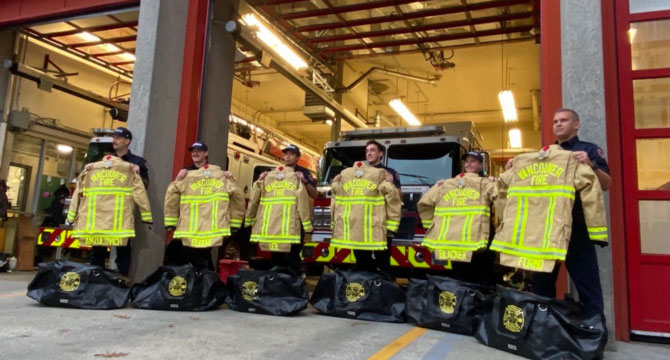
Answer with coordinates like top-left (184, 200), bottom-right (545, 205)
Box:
top-left (1, 10), bottom-right (139, 260)
top-left (230, 0), bottom-right (540, 173)
top-left (0, 1), bottom-right (540, 261)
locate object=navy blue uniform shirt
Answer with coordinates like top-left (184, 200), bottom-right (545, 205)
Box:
top-left (374, 163), bottom-right (402, 189)
top-left (289, 164), bottom-right (317, 188)
top-left (118, 150), bottom-right (149, 186)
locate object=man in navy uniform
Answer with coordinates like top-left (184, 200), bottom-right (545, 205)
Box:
top-left (506, 108), bottom-right (611, 319)
top-left (257, 144), bottom-right (317, 274)
top-left (89, 127), bottom-right (149, 275)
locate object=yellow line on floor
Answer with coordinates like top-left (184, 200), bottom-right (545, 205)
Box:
top-left (0, 291), bottom-right (25, 299)
top-left (368, 327), bottom-right (428, 360)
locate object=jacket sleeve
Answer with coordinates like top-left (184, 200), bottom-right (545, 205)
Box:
top-left (329, 178), bottom-right (343, 229)
top-left (163, 181), bottom-right (181, 228)
top-left (226, 178), bottom-right (246, 229)
top-left (296, 182), bottom-right (313, 232)
top-left (574, 161), bottom-right (609, 244)
top-left (379, 180), bottom-right (402, 232)
top-left (244, 179), bottom-right (263, 227)
top-left (493, 169), bottom-right (513, 223)
top-left (417, 185), bottom-right (439, 230)
top-left (131, 172), bottom-right (153, 223)
top-left (66, 172), bottom-right (86, 223)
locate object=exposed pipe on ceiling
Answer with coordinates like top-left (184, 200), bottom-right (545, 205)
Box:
top-left (228, 20), bottom-right (368, 128)
top-left (336, 66), bottom-right (441, 93)
top-left (3, 60), bottom-right (130, 112)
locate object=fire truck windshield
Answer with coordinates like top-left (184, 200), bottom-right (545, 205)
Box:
top-left (318, 146), bottom-right (366, 185)
top-left (387, 143), bottom-right (460, 186)
top-left (84, 142), bottom-right (115, 164)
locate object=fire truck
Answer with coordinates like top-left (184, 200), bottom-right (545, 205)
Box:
top-left (301, 122), bottom-right (493, 276)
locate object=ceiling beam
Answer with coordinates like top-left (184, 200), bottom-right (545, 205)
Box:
top-left (250, 0), bottom-right (308, 5)
top-left (280, 0), bottom-right (418, 20)
top-left (309, 11), bottom-right (532, 43)
top-left (67, 35), bottom-right (137, 48)
top-left (320, 24), bottom-right (533, 54)
top-left (44, 21), bottom-right (138, 38)
top-left (295, 0), bottom-right (530, 33)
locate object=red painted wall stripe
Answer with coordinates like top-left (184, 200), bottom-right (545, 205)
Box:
top-left (601, 0), bottom-right (629, 342)
top-left (172, 0), bottom-right (210, 177)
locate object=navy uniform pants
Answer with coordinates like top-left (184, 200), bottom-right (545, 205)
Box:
top-left (531, 226), bottom-right (604, 317)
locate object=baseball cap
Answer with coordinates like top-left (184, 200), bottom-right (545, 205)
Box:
top-left (188, 142), bottom-right (208, 151)
top-left (282, 144), bottom-right (301, 155)
top-left (113, 127), bottom-right (132, 140)
top-left (462, 151), bottom-right (484, 162)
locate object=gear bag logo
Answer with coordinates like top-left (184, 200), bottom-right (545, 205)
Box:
top-left (59, 272), bottom-right (81, 292)
top-left (503, 304), bottom-right (525, 333)
top-left (438, 291), bottom-right (457, 314)
top-left (168, 276), bottom-right (187, 297)
top-left (241, 281), bottom-right (259, 301)
top-left (345, 282), bottom-right (365, 302)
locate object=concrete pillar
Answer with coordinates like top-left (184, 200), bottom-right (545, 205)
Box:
top-left (198, 0), bottom-right (237, 166)
top-left (0, 31), bottom-right (16, 178)
top-left (560, 0), bottom-right (616, 346)
top-left (126, 0), bottom-right (189, 283)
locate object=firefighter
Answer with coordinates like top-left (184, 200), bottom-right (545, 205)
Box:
top-left (256, 144), bottom-right (316, 274)
top-left (87, 127), bottom-right (148, 275)
top-left (167, 141), bottom-right (234, 270)
top-left (506, 108), bottom-right (611, 318)
top-left (434, 152), bottom-right (499, 286)
top-left (332, 140), bottom-right (400, 277)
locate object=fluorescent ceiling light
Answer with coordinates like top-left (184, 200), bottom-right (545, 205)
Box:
top-left (508, 128), bottom-right (522, 149)
top-left (389, 99), bottom-right (421, 126)
top-left (325, 119), bottom-right (333, 126)
top-left (242, 13), bottom-right (308, 70)
top-left (77, 32), bottom-right (101, 42)
top-left (498, 90), bottom-right (518, 122)
top-left (57, 144), bottom-right (73, 154)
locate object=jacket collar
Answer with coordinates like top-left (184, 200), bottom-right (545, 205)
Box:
top-left (453, 172), bottom-right (479, 179)
top-left (557, 135), bottom-right (580, 148)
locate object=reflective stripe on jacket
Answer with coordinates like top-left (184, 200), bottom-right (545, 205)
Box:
top-left (490, 144), bottom-right (608, 272)
top-left (330, 162), bottom-right (402, 250)
top-left (67, 155), bottom-right (152, 246)
top-left (164, 165), bottom-right (245, 248)
top-left (417, 173), bottom-right (497, 262)
top-left (245, 166), bottom-right (313, 247)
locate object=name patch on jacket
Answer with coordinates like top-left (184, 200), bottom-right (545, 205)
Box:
top-left (443, 188), bottom-right (480, 206)
top-left (190, 178), bottom-right (224, 194)
top-left (342, 179), bottom-right (377, 195)
top-left (517, 163), bottom-right (564, 185)
top-left (265, 180), bottom-right (297, 196)
top-left (91, 170), bottom-right (127, 186)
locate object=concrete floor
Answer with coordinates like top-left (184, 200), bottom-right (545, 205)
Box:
top-left (2, 271), bottom-right (669, 360)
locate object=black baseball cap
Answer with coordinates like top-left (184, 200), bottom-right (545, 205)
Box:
top-left (189, 142), bottom-right (208, 151)
top-left (113, 127), bottom-right (132, 140)
top-left (282, 144), bottom-right (301, 155)
top-left (462, 151), bottom-right (484, 162)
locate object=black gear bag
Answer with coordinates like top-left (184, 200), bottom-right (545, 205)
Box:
top-left (310, 270), bottom-right (406, 323)
top-left (225, 268), bottom-right (308, 316)
top-left (131, 264), bottom-right (227, 311)
top-left (27, 261), bottom-right (130, 309)
top-left (406, 275), bottom-right (493, 335)
top-left (475, 286), bottom-right (606, 360)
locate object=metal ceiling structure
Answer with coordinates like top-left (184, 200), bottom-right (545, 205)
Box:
top-left (248, 0), bottom-right (539, 62)
top-left (21, 11), bottom-right (139, 78)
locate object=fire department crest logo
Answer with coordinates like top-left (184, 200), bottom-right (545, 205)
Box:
top-left (168, 276), bottom-right (187, 297)
top-left (438, 291), bottom-right (456, 314)
top-left (345, 282), bottom-right (365, 302)
top-left (503, 305), bottom-right (525, 333)
top-left (59, 272), bottom-right (80, 292)
top-left (241, 281), bottom-right (259, 301)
